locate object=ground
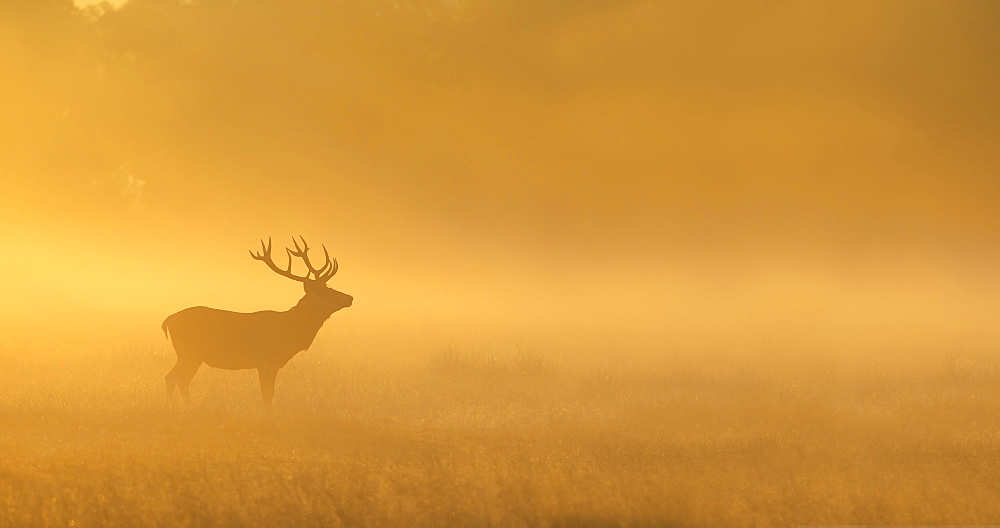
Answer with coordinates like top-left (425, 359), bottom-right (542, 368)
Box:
top-left (2, 344), bottom-right (999, 527)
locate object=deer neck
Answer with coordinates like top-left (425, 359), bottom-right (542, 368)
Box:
top-left (280, 294), bottom-right (333, 351)
top-left (288, 294), bottom-right (335, 327)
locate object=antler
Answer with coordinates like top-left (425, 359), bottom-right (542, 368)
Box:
top-left (249, 236), bottom-right (338, 283)
top-left (289, 236), bottom-right (338, 283)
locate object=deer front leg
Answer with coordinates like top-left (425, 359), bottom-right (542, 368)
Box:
top-left (258, 367), bottom-right (278, 408)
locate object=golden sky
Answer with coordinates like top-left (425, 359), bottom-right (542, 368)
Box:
top-left (1, 0), bottom-right (998, 351)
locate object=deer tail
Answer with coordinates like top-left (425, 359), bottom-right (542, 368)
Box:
top-left (161, 316), bottom-right (171, 340)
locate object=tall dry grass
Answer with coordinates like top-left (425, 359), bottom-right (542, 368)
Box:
top-left (2, 342), bottom-right (999, 527)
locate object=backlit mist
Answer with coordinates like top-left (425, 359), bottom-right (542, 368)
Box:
top-left (5, 2), bottom-right (1000, 527)
top-left (2, 1), bottom-right (999, 355)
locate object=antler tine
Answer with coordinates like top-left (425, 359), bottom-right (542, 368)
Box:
top-left (248, 238), bottom-right (268, 261)
top-left (314, 244), bottom-right (332, 275)
top-left (289, 235), bottom-right (331, 280)
top-left (248, 237), bottom-right (269, 259)
top-left (250, 236), bottom-right (338, 283)
top-left (315, 245), bottom-right (338, 283)
top-left (249, 236), bottom-right (309, 282)
top-left (289, 236), bottom-right (305, 256)
top-left (326, 258), bottom-right (340, 281)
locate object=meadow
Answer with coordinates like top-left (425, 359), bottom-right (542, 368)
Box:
top-left (2, 340), bottom-right (1000, 527)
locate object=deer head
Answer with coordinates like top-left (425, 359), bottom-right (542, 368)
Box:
top-left (250, 236), bottom-right (353, 312)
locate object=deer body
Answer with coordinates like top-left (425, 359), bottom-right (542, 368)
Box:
top-left (163, 237), bottom-right (352, 406)
top-left (163, 304), bottom-right (328, 370)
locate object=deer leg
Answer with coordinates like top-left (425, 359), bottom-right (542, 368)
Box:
top-left (173, 359), bottom-right (202, 401)
top-left (258, 367), bottom-right (278, 408)
top-left (165, 363), bottom-right (179, 395)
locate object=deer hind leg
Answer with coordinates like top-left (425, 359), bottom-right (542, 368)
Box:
top-left (258, 367), bottom-right (278, 408)
top-left (165, 363), bottom-right (179, 394)
top-left (171, 357), bottom-right (203, 401)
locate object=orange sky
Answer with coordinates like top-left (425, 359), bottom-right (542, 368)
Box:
top-left (1, 0), bottom-right (999, 353)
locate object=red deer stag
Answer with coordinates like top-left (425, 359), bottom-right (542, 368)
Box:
top-left (162, 237), bottom-right (353, 406)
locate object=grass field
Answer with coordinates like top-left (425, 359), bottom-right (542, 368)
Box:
top-left (2, 342), bottom-right (1000, 527)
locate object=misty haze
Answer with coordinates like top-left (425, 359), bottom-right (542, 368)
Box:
top-left (2, 0), bottom-right (999, 526)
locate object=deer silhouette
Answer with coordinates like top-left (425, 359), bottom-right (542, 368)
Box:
top-left (162, 237), bottom-right (353, 406)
